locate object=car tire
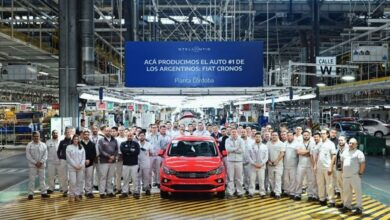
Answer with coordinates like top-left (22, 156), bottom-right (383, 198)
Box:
top-left (217, 191), bottom-right (225, 199)
top-left (160, 190), bottom-right (169, 199)
top-left (374, 131), bottom-right (384, 138)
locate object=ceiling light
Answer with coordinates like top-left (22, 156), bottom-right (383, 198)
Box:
top-left (341, 75), bottom-right (355, 81)
top-left (316, 82), bottom-right (326, 87)
top-left (38, 71), bottom-right (49, 76)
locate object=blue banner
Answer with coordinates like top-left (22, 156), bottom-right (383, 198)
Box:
top-left (125, 42), bottom-right (263, 87)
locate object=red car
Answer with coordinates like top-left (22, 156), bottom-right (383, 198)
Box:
top-left (158, 136), bottom-right (226, 198)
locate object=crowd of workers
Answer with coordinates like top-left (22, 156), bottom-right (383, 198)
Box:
top-left (25, 120), bottom-right (365, 215)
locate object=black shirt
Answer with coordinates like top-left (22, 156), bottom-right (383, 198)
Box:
top-left (120, 140), bottom-right (140, 166)
top-left (331, 137), bottom-right (339, 149)
top-left (80, 140), bottom-right (97, 168)
top-left (57, 137), bottom-right (72, 160)
top-left (218, 135), bottom-right (229, 154)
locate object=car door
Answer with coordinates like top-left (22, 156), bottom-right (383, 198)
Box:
top-left (363, 120), bottom-right (377, 135)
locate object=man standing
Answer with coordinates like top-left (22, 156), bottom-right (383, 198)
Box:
top-left (211, 126), bottom-right (222, 142)
top-left (138, 132), bottom-right (152, 195)
top-left (283, 131), bottom-right (298, 199)
top-left (225, 129), bottom-right (245, 198)
top-left (262, 131), bottom-right (271, 144)
top-left (80, 130), bottom-right (97, 198)
top-left (247, 133), bottom-right (268, 198)
top-left (57, 127), bottom-right (73, 197)
top-left (315, 129), bottom-right (337, 207)
top-left (115, 126), bottom-right (127, 193)
top-left (267, 132), bottom-right (285, 199)
top-left (98, 126), bottom-right (118, 198)
top-left (335, 136), bottom-right (347, 208)
top-left (26, 131), bottom-right (50, 200)
top-left (159, 125), bottom-right (171, 151)
top-left (294, 127), bottom-right (303, 143)
top-left (341, 138), bottom-right (365, 215)
top-left (241, 129), bottom-right (254, 193)
top-left (330, 128), bottom-right (340, 197)
top-left (148, 124), bottom-right (160, 187)
top-left (120, 132), bottom-right (140, 199)
top-left (193, 122), bottom-right (211, 136)
top-left (46, 130), bottom-right (60, 194)
top-left (295, 130), bottom-right (316, 201)
top-left (90, 125), bottom-right (100, 190)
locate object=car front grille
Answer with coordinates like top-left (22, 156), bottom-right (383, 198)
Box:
top-left (175, 172), bottom-right (209, 179)
top-left (169, 185), bottom-right (216, 190)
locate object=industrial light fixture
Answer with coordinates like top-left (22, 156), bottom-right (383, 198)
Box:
top-left (38, 71), bottom-right (49, 76)
top-left (341, 74), bottom-right (355, 81)
top-left (316, 82), bottom-right (326, 87)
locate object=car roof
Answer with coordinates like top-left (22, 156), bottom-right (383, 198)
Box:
top-left (172, 136), bottom-right (215, 142)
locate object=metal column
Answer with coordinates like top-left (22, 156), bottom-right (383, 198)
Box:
top-left (311, 0), bottom-right (320, 124)
top-left (79, 0), bottom-right (95, 80)
top-left (59, 0), bottom-right (69, 118)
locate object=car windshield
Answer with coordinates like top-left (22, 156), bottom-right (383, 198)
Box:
top-left (168, 141), bottom-right (218, 157)
top-left (341, 123), bottom-right (363, 131)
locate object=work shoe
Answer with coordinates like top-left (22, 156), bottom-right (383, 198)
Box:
top-left (78, 195), bottom-right (82, 200)
top-left (133, 193), bottom-right (140, 199)
top-left (353, 208), bottom-right (363, 215)
top-left (319, 200), bottom-right (327, 206)
top-left (87, 193), bottom-right (94, 198)
top-left (108, 193), bottom-right (115, 198)
top-left (236, 194), bottom-right (243, 198)
top-left (119, 193), bottom-right (128, 199)
top-left (28, 195), bottom-right (33, 200)
top-left (100, 194), bottom-right (106, 199)
top-left (335, 192), bottom-right (341, 198)
top-left (145, 190), bottom-right (151, 196)
top-left (47, 190), bottom-right (54, 194)
top-left (62, 191), bottom-right (68, 197)
top-left (294, 196), bottom-right (301, 201)
top-left (328, 203), bottom-right (336, 208)
top-left (336, 203), bottom-right (344, 209)
top-left (225, 195), bottom-right (232, 199)
top-left (247, 194), bottom-right (253, 199)
top-left (307, 197), bottom-right (314, 202)
top-left (341, 207), bottom-right (352, 214)
top-left (270, 191), bottom-right (276, 197)
top-left (260, 195), bottom-right (266, 199)
top-left (41, 194), bottom-right (50, 199)
top-left (275, 195), bottom-right (281, 200)
top-left (281, 192), bottom-right (289, 198)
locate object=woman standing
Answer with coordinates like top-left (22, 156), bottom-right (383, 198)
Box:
top-left (66, 135), bottom-right (85, 202)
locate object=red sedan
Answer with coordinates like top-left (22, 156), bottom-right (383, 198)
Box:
top-left (159, 136), bottom-right (226, 198)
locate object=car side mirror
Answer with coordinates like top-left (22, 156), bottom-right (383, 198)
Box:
top-left (222, 150), bottom-right (228, 157)
top-left (158, 149), bottom-right (165, 157)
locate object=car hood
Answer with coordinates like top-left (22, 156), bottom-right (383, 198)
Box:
top-left (164, 156), bottom-right (222, 172)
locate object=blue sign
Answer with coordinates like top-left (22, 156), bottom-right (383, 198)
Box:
top-left (125, 42), bottom-right (263, 87)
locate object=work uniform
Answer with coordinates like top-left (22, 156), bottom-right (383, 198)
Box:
top-left (90, 134), bottom-right (100, 188)
top-left (330, 137), bottom-right (340, 194)
top-left (26, 141), bottom-right (48, 196)
top-left (341, 148), bottom-right (365, 210)
top-left (46, 138), bottom-right (60, 191)
top-left (121, 140), bottom-right (140, 195)
top-left (247, 142), bottom-right (268, 196)
top-left (310, 141), bottom-right (322, 199)
top-left (148, 133), bottom-right (160, 185)
top-left (242, 138), bottom-right (254, 191)
top-left (283, 140), bottom-right (299, 196)
top-left (80, 140), bottom-right (96, 195)
top-left (57, 137), bottom-right (72, 193)
top-left (316, 139), bottom-right (336, 203)
top-left (296, 140), bottom-right (316, 198)
top-left (193, 129), bottom-right (211, 136)
top-left (138, 141), bottom-right (152, 193)
top-left (267, 141), bottom-right (286, 196)
top-left (225, 137), bottom-right (245, 196)
top-left (98, 137), bottom-right (118, 195)
top-left (335, 144), bottom-right (347, 201)
top-left (115, 136), bottom-right (127, 191)
top-left (66, 144), bottom-right (85, 198)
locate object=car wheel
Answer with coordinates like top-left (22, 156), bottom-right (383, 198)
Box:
top-left (374, 131), bottom-right (384, 138)
top-left (160, 190), bottom-right (169, 199)
top-left (217, 191), bottom-right (225, 199)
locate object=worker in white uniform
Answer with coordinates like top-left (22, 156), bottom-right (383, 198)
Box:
top-left (26, 131), bottom-right (50, 200)
top-left (295, 130), bottom-right (316, 201)
top-left (193, 122), bottom-right (211, 136)
top-left (247, 132), bottom-right (268, 198)
top-left (267, 131), bottom-right (285, 199)
top-left (315, 129), bottom-right (337, 207)
top-left (334, 136), bottom-right (348, 208)
top-left (241, 129), bottom-right (254, 193)
top-left (310, 132), bottom-right (322, 201)
top-left (148, 124), bottom-right (161, 187)
top-left (66, 135), bottom-right (85, 202)
top-left (137, 131), bottom-right (152, 195)
top-left (115, 126), bottom-right (127, 193)
top-left (340, 138), bottom-right (365, 215)
top-left (294, 127), bottom-right (303, 143)
top-left (225, 128), bottom-right (245, 198)
top-left (283, 131), bottom-right (298, 198)
top-left (46, 130), bottom-right (60, 194)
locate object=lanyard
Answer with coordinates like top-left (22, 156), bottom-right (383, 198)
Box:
top-left (303, 141), bottom-right (310, 150)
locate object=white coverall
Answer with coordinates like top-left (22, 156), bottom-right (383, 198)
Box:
top-left (26, 141), bottom-right (48, 195)
top-left (283, 141), bottom-right (299, 196)
top-left (247, 142), bottom-right (269, 196)
top-left (316, 139), bottom-right (336, 203)
top-left (226, 137), bottom-right (245, 196)
top-left (138, 141), bottom-right (152, 192)
top-left (46, 138), bottom-right (60, 191)
top-left (296, 141), bottom-right (316, 197)
top-left (267, 141), bottom-right (286, 196)
top-left (66, 144), bottom-right (85, 197)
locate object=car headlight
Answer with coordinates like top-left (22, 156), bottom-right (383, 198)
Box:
top-left (208, 166), bottom-right (224, 175)
top-left (163, 166), bottom-right (176, 175)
